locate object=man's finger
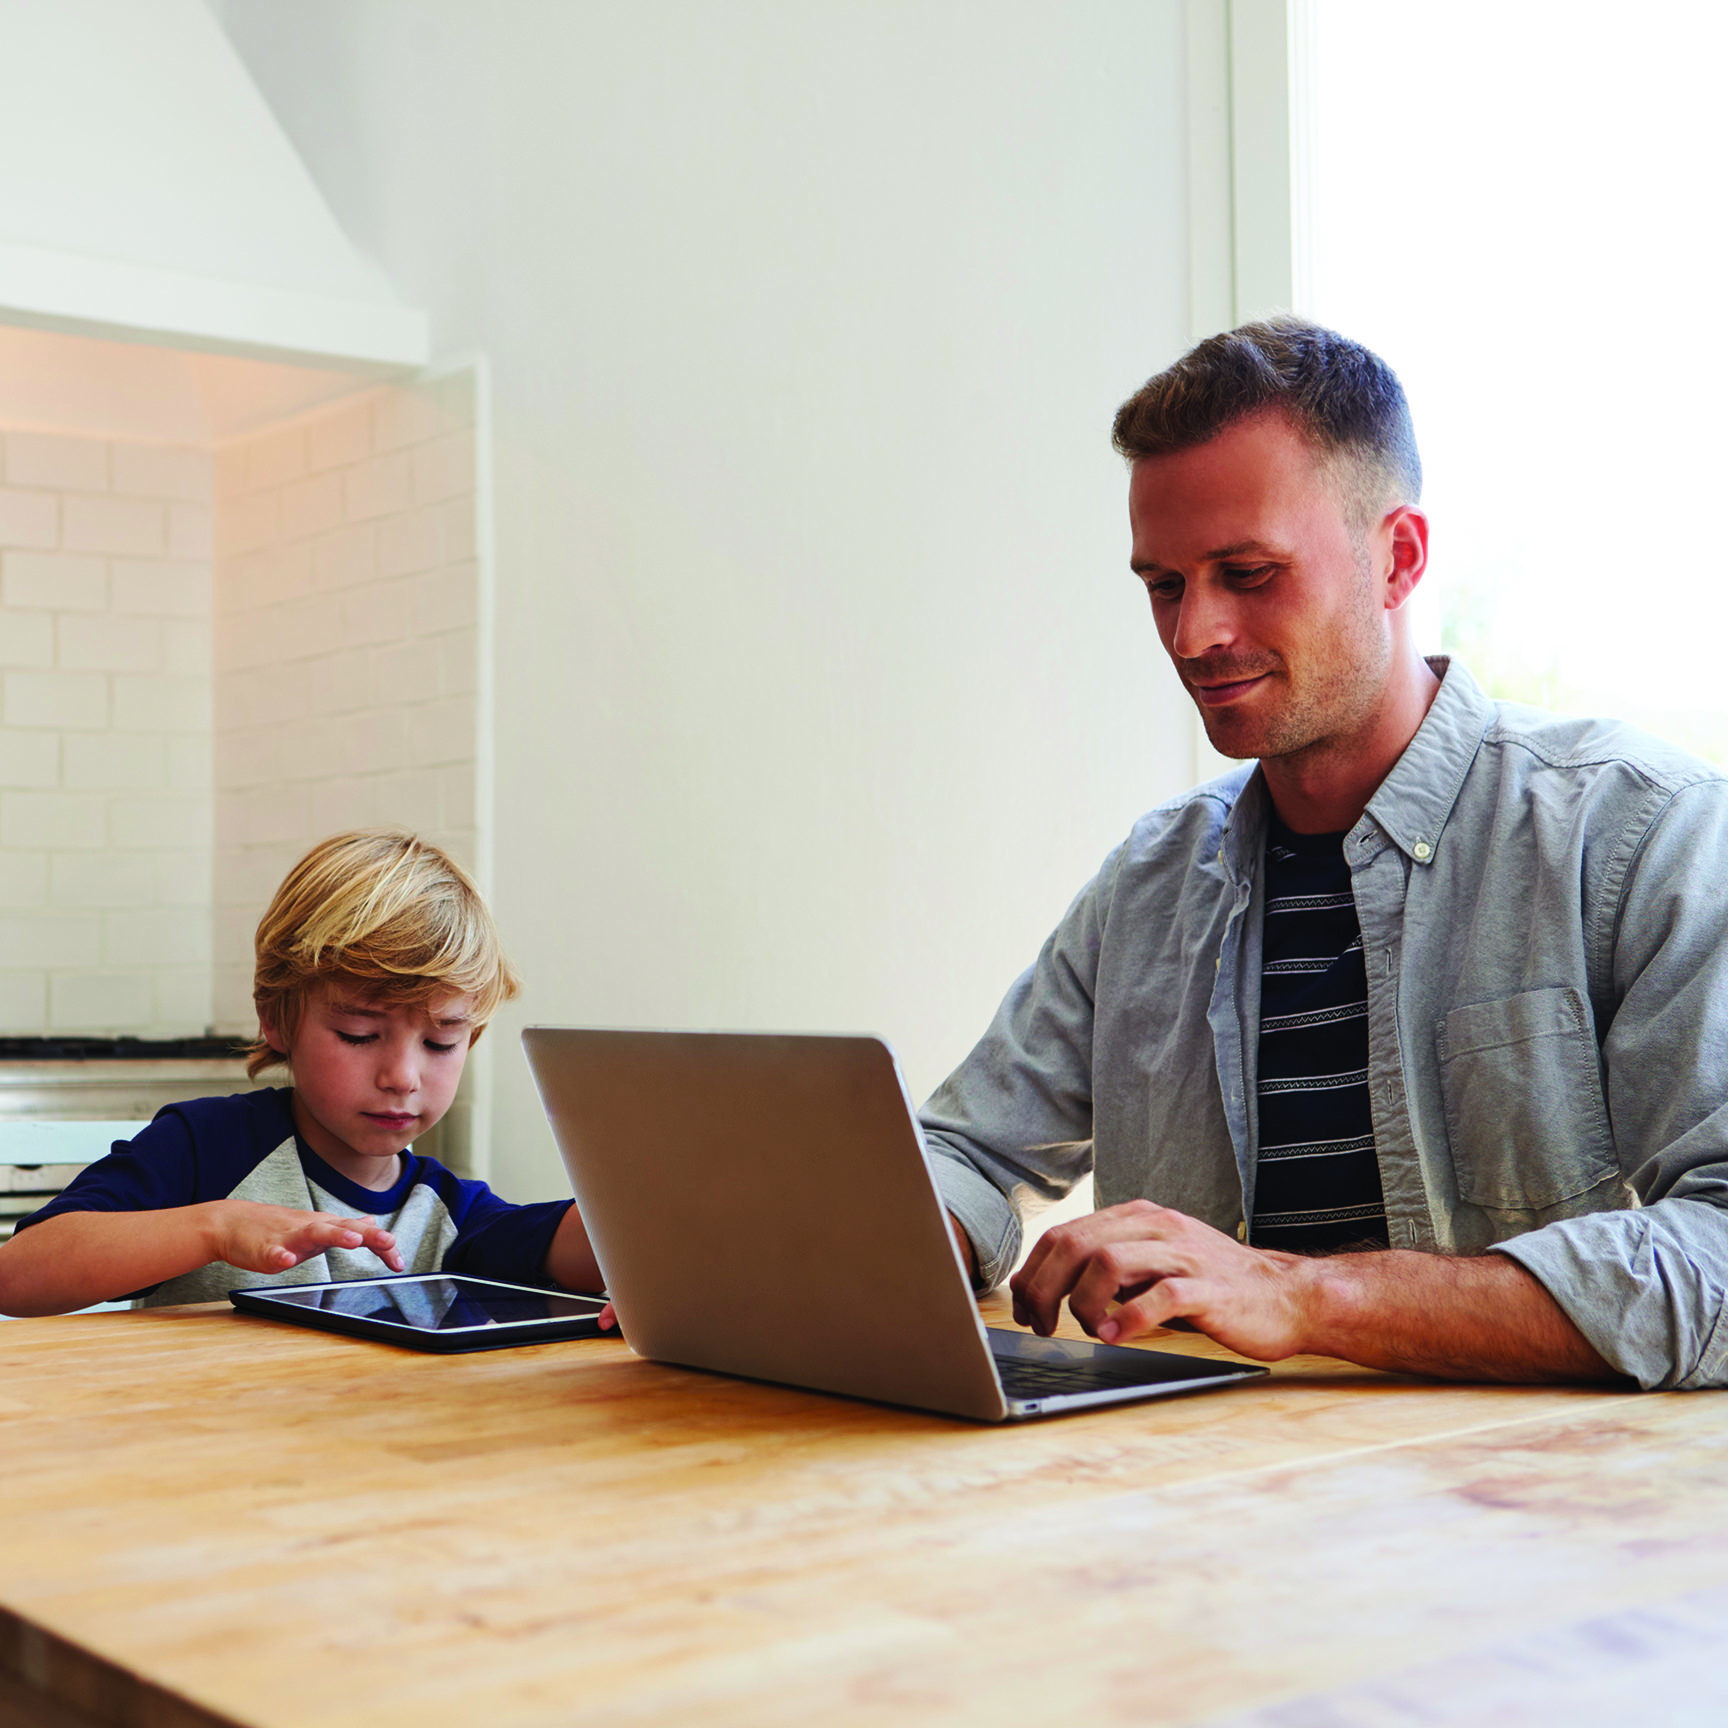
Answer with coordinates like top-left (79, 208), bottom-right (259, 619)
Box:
top-left (1010, 1225), bottom-right (1098, 1331)
top-left (1011, 1206), bottom-right (1176, 1334)
top-left (1096, 1277), bottom-right (1200, 1344)
top-left (1065, 1243), bottom-right (1167, 1336)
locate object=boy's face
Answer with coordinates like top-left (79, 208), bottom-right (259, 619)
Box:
top-left (263, 984), bottom-right (476, 1187)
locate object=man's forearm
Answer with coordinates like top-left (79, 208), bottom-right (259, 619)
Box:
top-left (1018, 1201), bottom-right (1625, 1384)
top-left (1292, 1249), bottom-right (1621, 1383)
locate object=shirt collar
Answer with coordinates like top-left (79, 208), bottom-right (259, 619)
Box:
top-left (1216, 656), bottom-right (1494, 879)
top-left (1218, 764), bottom-right (1270, 888)
top-left (1357, 655), bottom-right (1494, 867)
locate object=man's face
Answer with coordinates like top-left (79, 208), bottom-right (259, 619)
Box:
top-left (1128, 412), bottom-right (1393, 765)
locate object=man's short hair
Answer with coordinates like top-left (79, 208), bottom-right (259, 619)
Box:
top-left (1111, 315), bottom-right (1422, 527)
top-left (248, 828), bottom-right (520, 1077)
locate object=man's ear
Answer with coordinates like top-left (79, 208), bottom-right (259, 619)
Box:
top-left (1381, 505), bottom-right (1430, 612)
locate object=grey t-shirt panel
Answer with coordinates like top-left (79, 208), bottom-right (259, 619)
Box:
top-left (140, 1138), bottom-right (458, 1307)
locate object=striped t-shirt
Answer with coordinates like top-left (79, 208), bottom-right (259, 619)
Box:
top-left (1252, 815), bottom-right (1389, 1252)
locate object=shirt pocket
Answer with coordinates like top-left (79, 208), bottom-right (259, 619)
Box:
top-left (1436, 986), bottom-right (1617, 1211)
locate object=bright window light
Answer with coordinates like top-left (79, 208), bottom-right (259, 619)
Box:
top-left (1304, 2), bottom-right (1728, 759)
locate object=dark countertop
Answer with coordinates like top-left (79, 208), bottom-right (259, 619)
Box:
top-left (0, 1037), bottom-right (250, 1063)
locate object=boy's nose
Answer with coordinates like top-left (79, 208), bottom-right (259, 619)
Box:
top-left (375, 1048), bottom-right (419, 1092)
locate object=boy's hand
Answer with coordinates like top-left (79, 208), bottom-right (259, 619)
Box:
top-left (207, 1201), bottom-right (406, 1275)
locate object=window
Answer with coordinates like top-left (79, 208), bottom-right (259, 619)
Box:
top-left (1304, 4), bottom-right (1728, 759)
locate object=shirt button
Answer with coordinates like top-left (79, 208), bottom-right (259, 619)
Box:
top-left (1413, 840), bottom-right (1433, 861)
top-left (1235, 1220), bottom-right (1248, 1242)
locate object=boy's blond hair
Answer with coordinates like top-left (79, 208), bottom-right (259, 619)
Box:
top-left (248, 829), bottom-right (520, 1078)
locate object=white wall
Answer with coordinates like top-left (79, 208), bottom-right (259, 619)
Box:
top-left (210, 373), bottom-right (482, 1163)
top-left (216, 0), bottom-right (1199, 1199)
top-left (0, 428), bottom-right (213, 1035)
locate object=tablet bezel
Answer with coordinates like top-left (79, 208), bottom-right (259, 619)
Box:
top-left (230, 1273), bottom-right (610, 1353)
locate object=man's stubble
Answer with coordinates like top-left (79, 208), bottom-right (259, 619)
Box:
top-left (1195, 538), bottom-right (1392, 774)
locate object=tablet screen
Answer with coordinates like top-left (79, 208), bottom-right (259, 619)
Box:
top-left (253, 1275), bottom-right (607, 1333)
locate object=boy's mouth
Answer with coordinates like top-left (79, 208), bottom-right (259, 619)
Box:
top-left (364, 1112), bottom-right (418, 1131)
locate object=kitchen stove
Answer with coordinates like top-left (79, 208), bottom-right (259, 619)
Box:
top-left (0, 1036), bottom-right (262, 1242)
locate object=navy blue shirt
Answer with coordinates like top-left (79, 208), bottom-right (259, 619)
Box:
top-left (17, 1088), bottom-right (574, 1303)
top-left (1252, 816), bottom-right (1389, 1252)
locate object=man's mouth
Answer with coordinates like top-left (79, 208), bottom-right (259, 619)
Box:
top-left (1189, 671), bottom-right (1271, 706)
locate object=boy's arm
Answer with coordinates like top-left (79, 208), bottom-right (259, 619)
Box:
top-left (0, 1203), bottom-right (406, 1318)
top-left (541, 1202), bottom-right (604, 1294)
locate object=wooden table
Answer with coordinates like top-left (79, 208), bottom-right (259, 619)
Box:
top-left (2, 1296), bottom-right (1724, 1728)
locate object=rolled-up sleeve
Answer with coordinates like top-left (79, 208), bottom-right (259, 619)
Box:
top-left (1494, 780), bottom-right (1728, 1390)
top-left (920, 853), bottom-right (1117, 1289)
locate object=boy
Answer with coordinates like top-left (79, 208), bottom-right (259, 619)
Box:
top-left (0, 830), bottom-right (604, 1317)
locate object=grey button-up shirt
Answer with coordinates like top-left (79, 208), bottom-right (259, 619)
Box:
top-left (922, 659), bottom-right (1728, 1390)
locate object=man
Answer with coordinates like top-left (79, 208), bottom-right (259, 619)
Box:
top-left (926, 316), bottom-right (1728, 1390)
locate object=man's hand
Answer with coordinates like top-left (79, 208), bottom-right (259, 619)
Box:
top-left (206, 1200), bottom-right (404, 1275)
top-left (1012, 1200), bottom-right (1307, 1356)
top-left (1009, 1198), bottom-right (1621, 1383)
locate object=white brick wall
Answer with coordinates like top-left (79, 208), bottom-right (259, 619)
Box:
top-left (211, 373), bottom-right (480, 1033)
top-left (0, 375), bottom-right (479, 1051)
top-left (0, 429), bottom-right (214, 1035)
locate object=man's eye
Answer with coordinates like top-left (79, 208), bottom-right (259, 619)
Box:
top-left (1223, 564), bottom-right (1275, 584)
top-left (1143, 578), bottom-right (1183, 601)
top-left (335, 1031), bottom-right (377, 1047)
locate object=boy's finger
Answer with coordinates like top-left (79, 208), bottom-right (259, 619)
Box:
top-left (300, 1223), bottom-right (367, 1250)
top-left (332, 1217), bottom-right (394, 1245)
top-left (314, 1213), bottom-right (376, 1232)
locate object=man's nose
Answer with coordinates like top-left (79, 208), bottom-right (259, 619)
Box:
top-left (1169, 582), bottom-right (1239, 662)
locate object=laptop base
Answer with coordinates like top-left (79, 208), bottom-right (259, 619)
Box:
top-left (988, 1327), bottom-right (1267, 1419)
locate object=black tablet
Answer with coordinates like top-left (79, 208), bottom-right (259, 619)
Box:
top-left (229, 1273), bottom-right (610, 1352)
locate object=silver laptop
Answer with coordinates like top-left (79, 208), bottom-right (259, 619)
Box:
top-left (522, 1028), bottom-right (1268, 1422)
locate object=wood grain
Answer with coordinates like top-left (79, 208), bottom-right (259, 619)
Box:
top-left (0, 1297), bottom-right (1719, 1727)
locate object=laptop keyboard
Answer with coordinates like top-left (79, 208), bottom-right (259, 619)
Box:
top-left (992, 1354), bottom-right (1164, 1400)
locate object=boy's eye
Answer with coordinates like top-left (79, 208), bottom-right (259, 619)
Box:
top-left (425, 1039), bottom-right (460, 1054)
top-left (335, 1031), bottom-right (378, 1046)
